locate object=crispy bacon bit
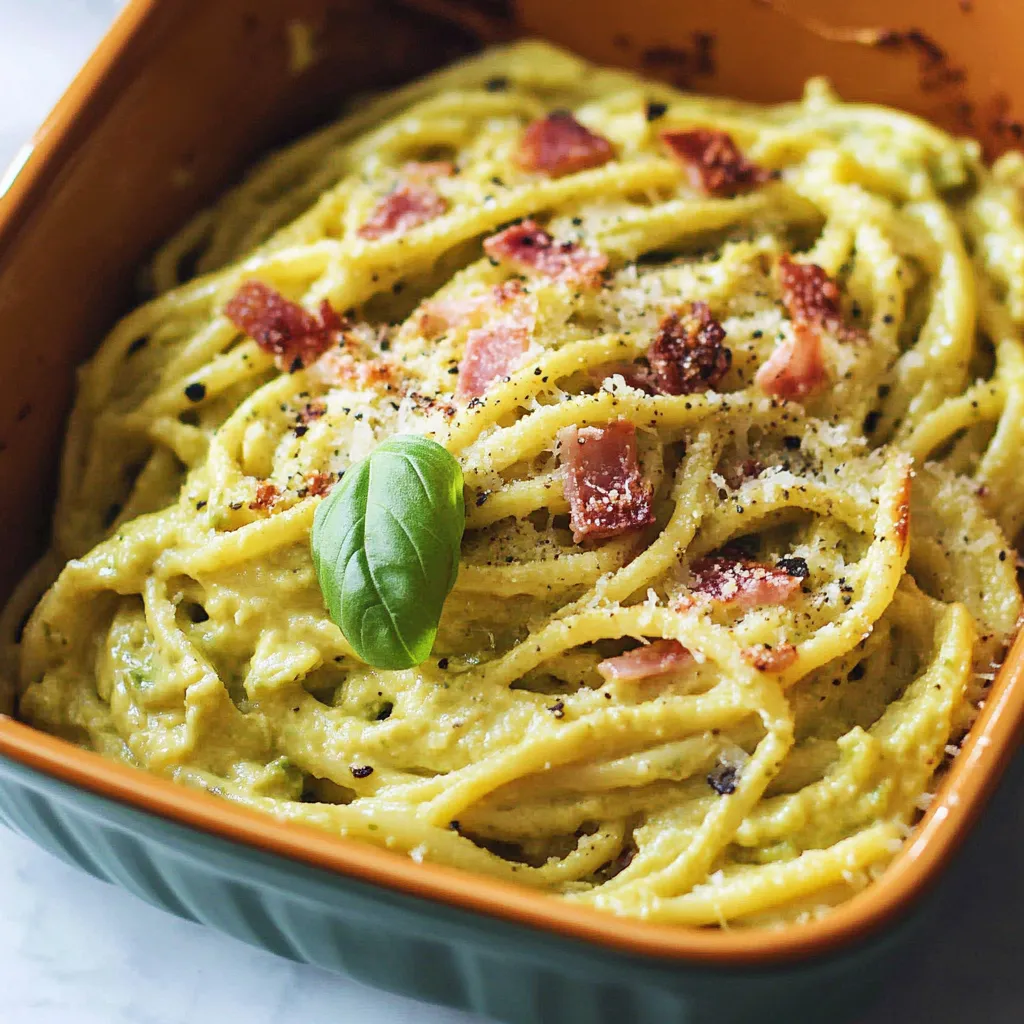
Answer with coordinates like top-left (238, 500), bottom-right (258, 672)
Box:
top-left (559, 420), bottom-right (655, 543)
top-left (689, 554), bottom-right (804, 609)
top-left (597, 639), bottom-right (692, 682)
top-left (484, 220), bottom-right (608, 288)
top-left (457, 321), bottom-right (531, 398)
top-left (660, 129), bottom-right (776, 197)
top-left (517, 111), bottom-right (615, 178)
top-left (648, 303), bottom-right (731, 395)
top-left (742, 642), bottom-right (798, 672)
top-left (225, 281), bottom-right (343, 371)
top-left (754, 326), bottom-right (828, 400)
top-left (249, 481), bottom-right (280, 512)
top-left (304, 471), bottom-right (335, 498)
top-left (778, 255), bottom-right (858, 342)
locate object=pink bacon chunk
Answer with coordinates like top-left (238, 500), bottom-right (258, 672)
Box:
top-left (517, 111), bottom-right (615, 178)
top-left (418, 280), bottom-right (526, 340)
top-left (225, 281), bottom-right (344, 371)
top-left (689, 555), bottom-right (804, 609)
top-left (559, 420), bottom-right (655, 543)
top-left (754, 325), bottom-right (828, 400)
top-left (756, 255), bottom-right (859, 400)
top-left (597, 639), bottom-right (692, 682)
top-left (484, 220), bottom-right (608, 289)
top-left (457, 321), bottom-right (531, 398)
top-left (357, 162), bottom-right (453, 240)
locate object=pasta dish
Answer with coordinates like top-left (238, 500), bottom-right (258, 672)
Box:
top-left (3, 41), bottom-right (1022, 927)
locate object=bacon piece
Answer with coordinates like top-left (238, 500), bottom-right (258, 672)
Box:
top-left (689, 554), bottom-right (804, 609)
top-left (249, 481), bottom-right (280, 512)
top-left (517, 111), bottom-right (615, 178)
top-left (225, 281), bottom-right (343, 371)
top-left (310, 349), bottom-right (397, 391)
top-left (660, 129), bottom-right (776, 197)
top-left (597, 639), bottom-right (692, 682)
top-left (754, 325), bottom-right (828, 400)
top-left (648, 302), bottom-right (731, 395)
top-left (357, 163), bottom-right (453, 241)
top-left (303, 471), bottom-right (336, 498)
top-left (757, 255), bottom-right (852, 401)
top-left (357, 184), bottom-right (448, 240)
top-left (559, 420), bottom-right (655, 543)
top-left (418, 281), bottom-right (526, 339)
top-left (742, 642), bottom-right (798, 672)
top-left (484, 220), bottom-right (608, 288)
top-left (457, 322), bottom-right (531, 398)
top-left (778, 255), bottom-right (859, 342)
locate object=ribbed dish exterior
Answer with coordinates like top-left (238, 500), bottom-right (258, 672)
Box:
top-left (0, 753), bottom-right (920, 1024)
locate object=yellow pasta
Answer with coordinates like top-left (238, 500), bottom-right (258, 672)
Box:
top-left (2, 41), bottom-right (1021, 927)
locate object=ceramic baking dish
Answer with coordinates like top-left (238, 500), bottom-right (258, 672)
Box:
top-left (1, 2), bottom-right (1023, 1022)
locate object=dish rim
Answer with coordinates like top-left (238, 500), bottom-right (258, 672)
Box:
top-left (2, 0), bottom-right (1024, 968)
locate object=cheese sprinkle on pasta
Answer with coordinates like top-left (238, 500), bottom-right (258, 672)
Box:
top-left (4, 41), bottom-right (1023, 927)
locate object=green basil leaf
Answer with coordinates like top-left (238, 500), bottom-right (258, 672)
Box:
top-left (311, 435), bottom-right (465, 670)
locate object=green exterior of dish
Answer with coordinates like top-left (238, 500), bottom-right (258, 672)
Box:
top-left (0, 752), bottom-right (924, 1024)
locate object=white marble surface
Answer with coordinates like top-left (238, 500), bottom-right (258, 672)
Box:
top-left (1, 3), bottom-right (1023, 1022)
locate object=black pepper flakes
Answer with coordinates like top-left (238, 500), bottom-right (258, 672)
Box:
top-left (645, 100), bottom-right (668, 121)
top-left (351, 765), bottom-right (374, 779)
top-left (547, 700), bottom-right (566, 719)
top-left (776, 555), bottom-right (810, 578)
top-left (184, 382), bottom-right (206, 402)
top-left (707, 763), bottom-right (739, 795)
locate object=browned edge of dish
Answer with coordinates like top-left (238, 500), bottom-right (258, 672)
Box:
top-left (1, 0), bottom-right (1023, 967)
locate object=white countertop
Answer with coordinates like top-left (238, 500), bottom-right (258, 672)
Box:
top-left (1, 3), bottom-right (1023, 1022)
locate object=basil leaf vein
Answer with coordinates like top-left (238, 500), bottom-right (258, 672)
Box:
top-left (311, 435), bottom-right (465, 670)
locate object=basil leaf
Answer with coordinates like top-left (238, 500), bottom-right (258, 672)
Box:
top-left (311, 435), bottom-right (465, 670)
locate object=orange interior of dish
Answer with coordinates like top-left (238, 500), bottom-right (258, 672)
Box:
top-left (1, 0), bottom-right (1023, 963)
